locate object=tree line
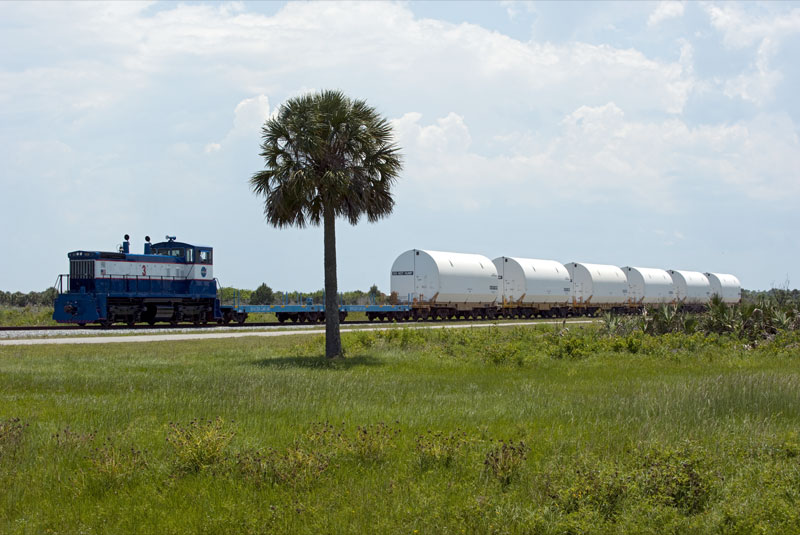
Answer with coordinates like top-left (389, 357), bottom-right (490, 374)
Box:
top-left (0, 288), bottom-right (58, 307)
top-left (218, 283), bottom-right (388, 306)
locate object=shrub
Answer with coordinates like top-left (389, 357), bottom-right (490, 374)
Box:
top-left (166, 417), bottom-right (234, 473)
top-left (637, 442), bottom-right (712, 514)
top-left (551, 464), bottom-right (633, 520)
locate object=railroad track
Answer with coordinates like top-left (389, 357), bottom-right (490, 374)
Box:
top-left (0, 316), bottom-right (581, 333)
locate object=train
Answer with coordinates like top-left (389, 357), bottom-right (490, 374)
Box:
top-left (52, 236), bottom-right (741, 327)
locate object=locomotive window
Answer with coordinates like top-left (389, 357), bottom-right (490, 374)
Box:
top-left (186, 249), bottom-right (194, 263)
top-left (166, 248), bottom-right (184, 257)
top-left (199, 250), bottom-right (213, 264)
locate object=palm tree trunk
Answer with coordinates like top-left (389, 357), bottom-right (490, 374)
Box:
top-left (323, 205), bottom-right (342, 358)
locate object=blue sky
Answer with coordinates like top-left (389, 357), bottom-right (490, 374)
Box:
top-left (1, 1), bottom-right (799, 292)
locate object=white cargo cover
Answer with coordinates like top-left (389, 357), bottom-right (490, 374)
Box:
top-left (667, 270), bottom-right (711, 305)
top-left (621, 266), bottom-right (675, 305)
top-left (492, 257), bottom-right (571, 305)
top-left (705, 272), bottom-right (741, 304)
top-left (565, 262), bottom-right (628, 305)
top-left (390, 250), bottom-right (499, 304)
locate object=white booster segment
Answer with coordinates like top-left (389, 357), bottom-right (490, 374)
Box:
top-left (390, 249), bottom-right (499, 304)
top-left (621, 266), bottom-right (675, 304)
top-left (667, 270), bottom-right (711, 305)
top-left (705, 272), bottom-right (742, 304)
top-left (492, 257), bottom-right (571, 305)
top-left (565, 262), bottom-right (628, 305)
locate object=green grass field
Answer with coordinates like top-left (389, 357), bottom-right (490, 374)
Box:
top-left (1, 325), bottom-right (799, 534)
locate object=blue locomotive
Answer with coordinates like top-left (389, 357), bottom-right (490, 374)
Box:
top-left (53, 235), bottom-right (224, 326)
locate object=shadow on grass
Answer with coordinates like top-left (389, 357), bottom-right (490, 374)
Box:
top-left (253, 354), bottom-right (384, 370)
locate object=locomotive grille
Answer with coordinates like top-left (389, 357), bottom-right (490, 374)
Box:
top-left (70, 260), bottom-right (95, 280)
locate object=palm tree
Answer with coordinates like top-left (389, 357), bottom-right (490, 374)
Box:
top-left (250, 90), bottom-right (402, 358)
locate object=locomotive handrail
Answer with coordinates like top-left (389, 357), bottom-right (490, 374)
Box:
top-left (54, 274), bottom-right (69, 294)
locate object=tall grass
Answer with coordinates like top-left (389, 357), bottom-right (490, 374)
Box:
top-left (1, 325), bottom-right (799, 533)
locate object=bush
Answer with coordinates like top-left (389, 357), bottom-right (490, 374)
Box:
top-left (637, 442), bottom-right (712, 514)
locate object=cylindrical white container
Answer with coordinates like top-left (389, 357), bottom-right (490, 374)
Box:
top-left (667, 270), bottom-right (711, 305)
top-left (705, 272), bottom-right (742, 304)
top-left (621, 266), bottom-right (675, 304)
top-left (492, 257), bottom-right (571, 305)
top-left (565, 262), bottom-right (628, 305)
top-left (390, 249), bottom-right (499, 304)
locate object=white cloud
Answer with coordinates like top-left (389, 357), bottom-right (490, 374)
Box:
top-left (393, 106), bottom-right (800, 212)
top-left (206, 94), bottom-right (270, 153)
top-left (724, 37), bottom-right (783, 105)
top-left (706, 4), bottom-right (800, 49)
top-left (704, 5), bottom-right (800, 105)
top-left (500, 1), bottom-right (536, 20)
top-left (0, 1), bottom-right (696, 119)
top-left (648, 1), bottom-right (685, 27)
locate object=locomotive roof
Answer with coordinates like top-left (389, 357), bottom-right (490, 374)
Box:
top-left (68, 250), bottom-right (189, 263)
top-left (151, 240), bottom-right (212, 249)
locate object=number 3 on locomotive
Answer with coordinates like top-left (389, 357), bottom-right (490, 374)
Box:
top-left (142, 265), bottom-right (147, 276)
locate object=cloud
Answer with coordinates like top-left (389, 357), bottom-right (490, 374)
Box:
top-left (724, 37), bottom-right (783, 105)
top-left (703, 5), bottom-right (800, 105)
top-left (0, 1), bottom-right (697, 120)
top-left (393, 106), bottom-right (800, 212)
top-left (500, 1), bottom-right (536, 20)
top-left (705, 4), bottom-right (800, 49)
top-left (647, 1), bottom-right (685, 27)
top-left (206, 94), bottom-right (270, 153)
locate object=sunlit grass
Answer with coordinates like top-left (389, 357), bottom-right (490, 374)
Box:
top-left (1, 326), bottom-right (799, 533)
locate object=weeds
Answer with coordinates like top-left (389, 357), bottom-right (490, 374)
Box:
top-left (0, 417), bottom-right (27, 459)
top-left (483, 440), bottom-right (528, 487)
top-left (348, 422), bottom-right (401, 462)
top-left (414, 430), bottom-right (468, 470)
top-left (85, 438), bottom-right (148, 492)
top-left (637, 442), bottom-right (712, 514)
top-left (236, 447), bottom-right (329, 488)
top-left (53, 427), bottom-right (96, 448)
top-left (166, 417), bottom-right (234, 473)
